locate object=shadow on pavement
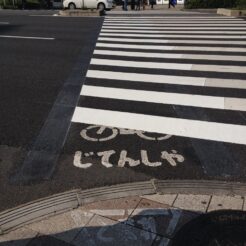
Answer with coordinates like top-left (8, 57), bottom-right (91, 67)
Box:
top-left (1, 209), bottom-right (246, 246)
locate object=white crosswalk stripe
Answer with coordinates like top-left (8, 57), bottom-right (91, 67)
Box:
top-left (96, 43), bottom-right (246, 53)
top-left (91, 58), bottom-right (245, 73)
top-left (98, 37), bottom-right (246, 45)
top-left (100, 32), bottom-right (246, 37)
top-left (94, 50), bottom-right (246, 62)
top-left (103, 25), bottom-right (246, 30)
top-left (81, 85), bottom-right (246, 111)
top-left (72, 15), bottom-right (246, 145)
top-left (104, 23), bottom-right (246, 26)
top-left (86, 70), bottom-right (246, 89)
top-left (104, 17), bottom-right (243, 19)
top-left (104, 22), bottom-right (246, 28)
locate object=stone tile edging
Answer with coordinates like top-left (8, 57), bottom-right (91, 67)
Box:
top-left (217, 8), bottom-right (246, 17)
top-left (1, 179), bottom-right (246, 235)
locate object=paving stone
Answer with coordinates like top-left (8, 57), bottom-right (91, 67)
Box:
top-left (26, 209), bottom-right (94, 243)
top-left (127, 199), bottom-right (199, 238)
top-left (27, 235), bottom-right (73, 246)
top-left (243, 198), bottom-right (246, 211)
top-left (80, 196), bottom-right (141, 222)
top-left (152, 236), bottom-right (172, 246)
top-left (173, 194), bottom-right (211, 213)
top-left (142, 194), bottom-right (177, 206)
top-left (0, 227), bottom-right (37, 246)
top-left (208, 195), bottom-right (244, 212)
top-left (72, 214), bottom-right (156, 246)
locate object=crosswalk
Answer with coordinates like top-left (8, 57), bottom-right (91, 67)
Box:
top-left (72, 14), bottom-right (246, 145)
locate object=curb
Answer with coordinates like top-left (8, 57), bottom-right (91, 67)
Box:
top-left (155, 180), bottom-right (246, 196)
top-left (217, 8), bottom-right (246, 17)
top-left (59, 9), bottom-right (105, 17)
top-left (0, 181), bottom-right (155, 234)
top-left (182, 8), bottom-right (217, 14)
top-left (1, 179), bottom-right (246, 235)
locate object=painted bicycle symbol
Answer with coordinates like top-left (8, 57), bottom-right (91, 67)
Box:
top-left (80, 125), bottom-right (172, 142)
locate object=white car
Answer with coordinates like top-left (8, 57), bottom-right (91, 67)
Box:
top-left (63, 0), bottom-right (113, 10)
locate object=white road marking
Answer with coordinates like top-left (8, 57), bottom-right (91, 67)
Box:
top-left (89, 209), bottom-right (126, 216)
top-left (94, 50), bottom-right (246, 62)
top-left (103, 24), bottom-right (246, 30)
top-left (91, 58), bottom-right (246, 73)
top-left (0, 35), bottom-right (54, 40)
top-left (29, 14), bottom-right (57, 16)
top-left (0, 22), bottom-right (9, 25)
top-left (86, 70), bottom-right (246, 90)
top-left (103, 23), bottom-right (246, 27)
top-left (72, 107), bottom-right (246, 145)
top-left (100, 32), bottom-right (246, 38)
top-left (184, 54), bottom-right (246, 62)
top-left (91, 58), bottom-right (192, 70)
top-left (102, 27), bottom-right (246, 33)
top-left (29, 14), bottom-right (99, 18)
top-left (192, 64), bottom-right (246, 73)
top-left (97, 42), bottom-right (175, 50)
top-left (98, 37), bottom-right (246, 45)
top-left (104, 21), bottom-right (246, 24)
top-left (96, 43), bottom-right (246, 53)
top-left (94, 49), bottom-right (182, 58)
top-left (105, 17), bottom-right (242, 19)
top-left (81, 85), bottom-right (246, 111)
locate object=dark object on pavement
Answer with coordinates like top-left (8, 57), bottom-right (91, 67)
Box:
top-left (131, 0), bottom-right (135, 10)
top-left (150, 0), bottom-right (156, 9)
top-left (169, 0), bottom-right (175, 8)
top-left (172, 210), bottom-right (246, 246)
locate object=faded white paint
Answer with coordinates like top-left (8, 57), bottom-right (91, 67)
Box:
top-left (91, 58), bottom-right (191, 69)
top-left (0, 35), bottom-right (54, 40)
top-left (100, 32), bottom-right (246, 37)
top-left (80, 125), bottom-right (172, 142)
top-left (89, 209), bottom-right (126, 216)
top-left (97, 150), bottom-right (115, 168)
top-left (73, 151), bottom-right (92, 169)
top-left (103, 21), bottom-right (246, 26)
top-left (104, 20), bottom-right (246, 24)
top-left (86, 70), bottom-right (246, 90)
top-left (80, 125), bottom-right (118, 142)
top-left (98, 37), bottom-right (246, 45)
top-left (161, 150), bottom-right (185, 167)
top-left (92, 58), bottom-right (246, 73)
top-left (95, 43), bottom-right (246, 53)
top-left (103, 24), bottom-right (246, 30)
top-left (94, 49), bottom-right (246, 62)
top-left (118, 150), bottom-right (141, 167)
top-left (72, 107), bottom-right (246, 145)
top-left (73, 149), bottom-right (185, 169)
top-left (81, 85), bottom-right (246, 111)
top-left (105, 17), bottom-right (242, 19)
top-left (141, 150), bottom-right (162, 167)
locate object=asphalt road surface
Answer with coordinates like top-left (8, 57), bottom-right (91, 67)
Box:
top-left (0, 11), bottom-right (102, 210)
top-left (0, 11), bottom-right (246, 211)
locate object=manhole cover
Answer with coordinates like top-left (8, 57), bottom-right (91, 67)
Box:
top-left (172, 210), bottom-right (246, 246)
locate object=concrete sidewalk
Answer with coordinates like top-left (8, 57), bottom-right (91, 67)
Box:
top-left (109, 5), bottom-right (218, 15)
top-left (1, 193), bottom-right (245, 246)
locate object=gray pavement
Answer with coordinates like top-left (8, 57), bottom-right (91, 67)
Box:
top-left (0, 9), bottom-right (246, 245)
top-left (1, 193), bottom-right (246, 245)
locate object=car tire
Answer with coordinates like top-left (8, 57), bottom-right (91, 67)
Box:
top-left (98, 2), bottom-right (105, 10)
top-left (68, 3), bottom-right (76, 9)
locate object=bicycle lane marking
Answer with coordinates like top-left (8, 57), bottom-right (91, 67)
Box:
top-left (57, 14), bottom-right (246, 184)
top-left (73, 125), bottom-right (184, 169)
